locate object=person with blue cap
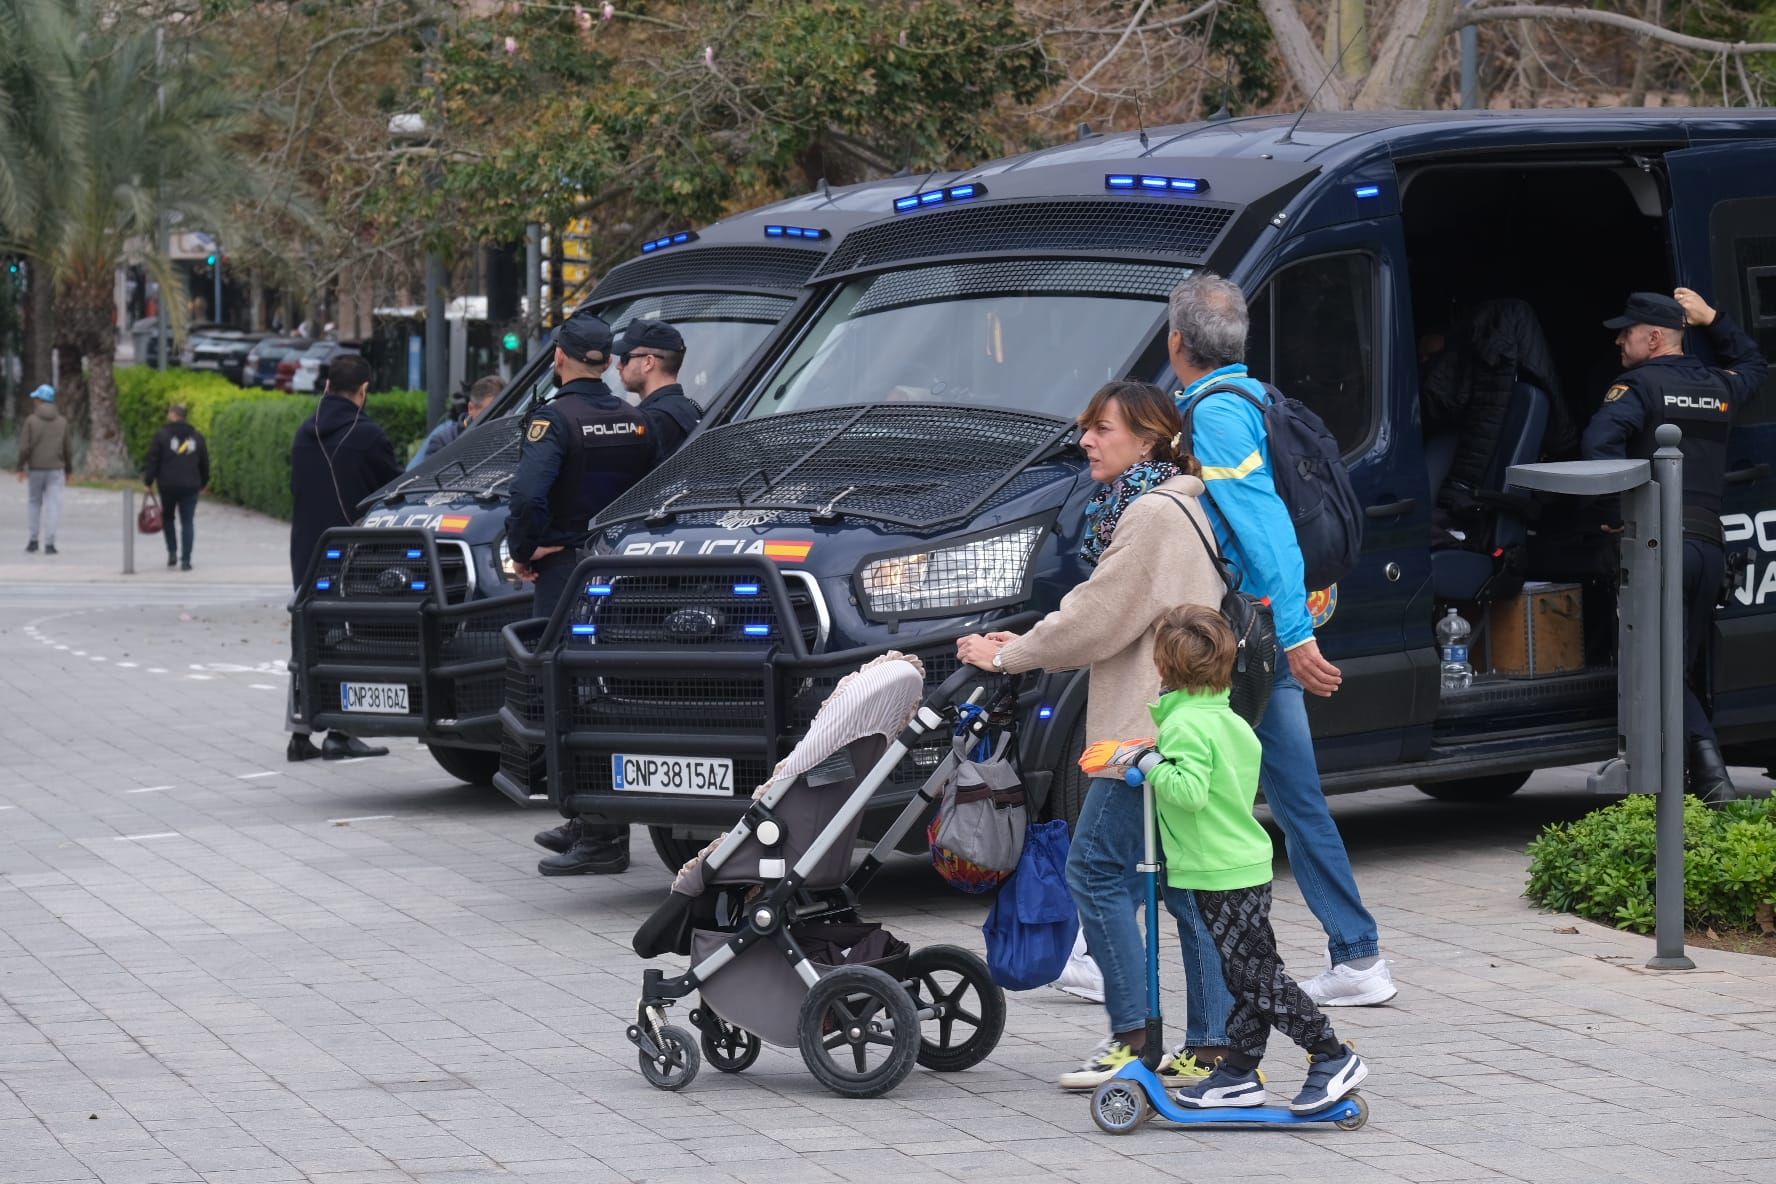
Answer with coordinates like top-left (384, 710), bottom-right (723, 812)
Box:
top-left (18, 384), bottom-right (72, 555)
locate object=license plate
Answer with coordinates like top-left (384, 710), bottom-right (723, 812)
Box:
top-left (340, 682), bottom-right (410, 714)
top-left (611, 753), bottom-right (734, 796)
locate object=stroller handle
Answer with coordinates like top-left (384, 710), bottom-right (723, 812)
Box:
top-left (926, 664), bottom-right (988, 712)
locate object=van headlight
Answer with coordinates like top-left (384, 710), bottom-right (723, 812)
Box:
top-left (857, 521), bottom-right (1047, 619)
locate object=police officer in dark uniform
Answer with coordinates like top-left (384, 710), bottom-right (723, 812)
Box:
top-left (615, 318), bottom-right (702, 460)
top-left (1581, 288), bottom-right (1768, 804)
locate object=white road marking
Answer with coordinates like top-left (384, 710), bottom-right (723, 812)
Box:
top-left (126, 786), bottom-right (176, 795)
top-left (116, 662), bottom-right (137, 668)
top-left (250, 684), bottom-right (277, 690)
top-left (72, 651), bottom-right (85, 656)
top-left (328, 815), bottom-right (394, 824)
top-left (116, 832), bottom-right (179, 842)
top-left (147, 668), bottom-right (167, 674)
top-left (55, 645), bottom-right (68, 651)
top-left (0, 805), bottom-right (16, 811)
top-left (237, 771), bottom-right (279, 780)
top-left (186, 674), bottom-right (214, 681)
top-left (89, 656), bottom-right (106, 662)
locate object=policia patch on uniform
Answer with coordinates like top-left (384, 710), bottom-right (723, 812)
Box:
top-left (526, 418), bottom-right (551, 442)
top-left (1604, 384), bottom-right (1630, 403)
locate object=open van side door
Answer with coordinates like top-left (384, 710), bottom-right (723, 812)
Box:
top-left (1663, 140), bottom-right (1776, 747)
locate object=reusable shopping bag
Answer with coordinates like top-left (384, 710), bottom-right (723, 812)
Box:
top-left (928, 732), bottom-right (1027, 894)
top-left (981, 819), bottom-right (1077, 990)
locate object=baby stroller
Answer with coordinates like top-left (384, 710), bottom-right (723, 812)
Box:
top-left (628, 654), bottom-right (1008, 1097)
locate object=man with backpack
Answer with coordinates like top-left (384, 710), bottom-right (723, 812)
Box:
top-left (1166, 273), bottom-right (1396, 1013)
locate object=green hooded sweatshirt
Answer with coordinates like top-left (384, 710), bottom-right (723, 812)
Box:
top-left (1146, 688), bottom-right (1273, 891)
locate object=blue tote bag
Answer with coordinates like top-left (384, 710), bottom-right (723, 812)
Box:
top-left (981, 819), bottom-right (1078, 990)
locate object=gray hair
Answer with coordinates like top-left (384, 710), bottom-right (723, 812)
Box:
top-left (1168, 273), bottom-right (1249, 369)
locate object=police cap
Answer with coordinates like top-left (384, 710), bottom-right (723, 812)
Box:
top-left (1603, 292), bottom-right (1685, 331)
top-left (557, 310), bottom-right (614, 362)
top-left (617, 318), bottom-right (685, 356)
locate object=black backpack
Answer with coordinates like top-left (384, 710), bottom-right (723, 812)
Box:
top-left (1182, 381), bottom-right (1363, 592)
top-left (1152, 491), bottom-right (1278, 727)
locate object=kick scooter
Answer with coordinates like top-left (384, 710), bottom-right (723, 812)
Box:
top-left (1086, 755), bottom-right (1369, 1135)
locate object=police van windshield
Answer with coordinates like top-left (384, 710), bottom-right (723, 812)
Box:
top-left (739, 262), bottom-right (1177, 421)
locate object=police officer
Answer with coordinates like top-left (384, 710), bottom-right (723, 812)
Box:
top-left (614, 318), bottom-right (702, 460)
top-left (1581, 288), bottom-right (1767, 804)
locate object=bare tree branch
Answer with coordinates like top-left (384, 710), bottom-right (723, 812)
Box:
top-left (1035, 0), bottom-right (1155, 113)
top-left (1454, 5), bottom-right (1776, 55)
top-left (1257, 0), bottom-right (1351, 109)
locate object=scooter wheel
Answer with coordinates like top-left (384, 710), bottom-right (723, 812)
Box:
top-left (1090, 1080), bottom-right (1147, 1135)
top-left (1334, 1093), bottom-right (1369, 1131)
top-left (638, 1025), bottom-right (699, 1091)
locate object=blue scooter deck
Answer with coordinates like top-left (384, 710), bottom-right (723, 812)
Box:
top-left (1090, 1062), bottom-right (1367, 1133)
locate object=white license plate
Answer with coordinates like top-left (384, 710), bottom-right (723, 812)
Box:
top-left (340, 682), bottom-right (410, 714)
top-left (611, 753), bottom-right (734, 796)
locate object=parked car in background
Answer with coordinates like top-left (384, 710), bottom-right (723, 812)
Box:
top-left (289, 341), bottom-right (361, 393)
top-left (243, 337), bottom-right (311, 388)
top-left (191, 331), bottom-right (266, 385)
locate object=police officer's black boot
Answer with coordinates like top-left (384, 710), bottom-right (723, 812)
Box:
top-left (537, 828), bottom-right (629, 876)
top-left (533, 816), bottom-right (583, 853)
top-left (286, 733), bottom-right (322, 762)
top-left (1689, 737), bottom-right (1737, 806)
top-left (322, 733), bottom-right (390, 759)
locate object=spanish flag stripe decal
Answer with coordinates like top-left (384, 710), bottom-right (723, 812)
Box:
top-left (762, 540), bottom-right (813, 562)
top-left (438, 516), bottom-right (470, 533)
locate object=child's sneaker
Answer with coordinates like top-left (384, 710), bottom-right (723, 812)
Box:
top-left (1057, 1038), bottom-right (1138, 1090)
top-left (1290, 1043), bottom-right (1367, 1113)
top-left (1173, 1063), bottom-right (1266, 1108)
top-left (1300, 958), bottom-right (1397, 1007)
top-left (1159, 1046), bottom-right (1265, 1084)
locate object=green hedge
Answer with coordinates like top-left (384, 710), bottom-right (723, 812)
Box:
top-left (207, 390), bottom-right (428, 520)
top-left (117, 367), bottom-right (261, 467)
top-left (1526, 794), bottom-right (1776, 934)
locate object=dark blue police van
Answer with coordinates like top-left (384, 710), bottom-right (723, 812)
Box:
top-left (497, 110), bottom-right (1776, 869)
top-left (287, 179), bottom-right (915, 787)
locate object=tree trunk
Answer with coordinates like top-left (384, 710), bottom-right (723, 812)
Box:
top-left (55, 342), bottom-right (88, 438)
top-left (1259, 0), bottom-right (1351, 108)
top-left (1627, 0), bottom-right (1660, 106)
top-left (84, 345), bottom-right (124, 478)
top-left (1353, 0), bottom-right (1459, 109)
top-left (21, 261), bottom-right (54, 420)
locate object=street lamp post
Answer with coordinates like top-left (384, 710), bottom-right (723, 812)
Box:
top-left (389, 111), bottom-right (448, 428)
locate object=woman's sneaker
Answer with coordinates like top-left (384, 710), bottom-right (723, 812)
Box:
top-left (1173, 1063), bottom-right (1266, 1109)
top-left (1050, 949), bottom-right (1105, 1003)
top-left (1290, 1044), bottom-right (1367, 1113)
top-left (1057, 1038), bottom-right (1138, 1090)
top-left (1300, 958), bottom-right (1397, 1006)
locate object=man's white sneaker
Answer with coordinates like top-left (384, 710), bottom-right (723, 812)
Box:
top-left (1051, 949), bottom-right (1105, 1003)
top-left (1299, 958), bottom-right (1397, 1007)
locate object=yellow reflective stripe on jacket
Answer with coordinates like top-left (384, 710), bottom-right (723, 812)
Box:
top-left (1199, 449), bottom-right (1264, 482)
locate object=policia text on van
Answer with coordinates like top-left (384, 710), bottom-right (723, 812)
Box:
top-left (498, 110), bottom-right (1776, 871)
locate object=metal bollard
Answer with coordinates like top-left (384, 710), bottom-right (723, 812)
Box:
top-left (123, 489), bottom-right (135, 575)
top-left (1648, 425), bottom-right (1693, 970)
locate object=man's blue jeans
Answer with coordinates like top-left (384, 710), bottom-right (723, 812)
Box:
top-left (1173, 665), bottom-right (1381, 1042)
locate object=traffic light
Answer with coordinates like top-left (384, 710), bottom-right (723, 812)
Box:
top-left (205, 253), bottom-right (218, 266)
top-left (502, 331), bottom-right (522, 352)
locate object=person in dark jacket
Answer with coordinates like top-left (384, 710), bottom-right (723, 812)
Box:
top-left (1581, 288), bottom-right (1767, 805)
top-left (409, 374), bottom-right (502, 469)
top-left (615, 318), bottom-right (702, 460)
top-left (143, 404), bottom-right (211, 570)
top-left (285, 354), bottom-right (403, 762)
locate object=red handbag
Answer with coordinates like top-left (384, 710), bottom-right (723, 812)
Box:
top-left (138, 492), bottom-right (163, 534)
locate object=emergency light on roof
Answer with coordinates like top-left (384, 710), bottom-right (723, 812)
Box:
top-left (764, 225), bottom-right (830, 241)
top-left (1106, 173), bottom-right (1209, 195)
top-left (892, 182), bottom-right (986, 213)
top-left (640, 230), bottom-right (699, 253)
top-left (1353, 184), bottom-right (1381, 199)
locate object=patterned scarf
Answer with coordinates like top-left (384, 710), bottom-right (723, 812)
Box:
top-left (1080, 459), bottom-right (1180, 567)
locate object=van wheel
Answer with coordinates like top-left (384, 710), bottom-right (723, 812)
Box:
top-left (649, 826), bottom-right (711, 872)
top-left (1042, 716), bottom-right (1089, 831)
top-left (1415, 771), bottom-right (1532, 802)
top-left (426, 743), bottom-right (500, 787)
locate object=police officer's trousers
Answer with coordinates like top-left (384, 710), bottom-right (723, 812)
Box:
top-left (1682, 538), bottom-right (1726, 744)
top-left (531, 551), bottom-right (626, 847)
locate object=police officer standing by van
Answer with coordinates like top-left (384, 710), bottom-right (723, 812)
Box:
top-left (1582, 288), bottom-right (1768, 804)
top-left (615, 318), bottom-right (702, 460)
top-left (508, 308), bottom-right (655, 875)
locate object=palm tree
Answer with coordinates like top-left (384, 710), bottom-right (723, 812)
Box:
top-left (47, 7), bottom-right (257, 475)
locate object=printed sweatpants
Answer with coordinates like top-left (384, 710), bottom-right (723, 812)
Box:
top-left (1193, 883), bottom-right (1336, 1067)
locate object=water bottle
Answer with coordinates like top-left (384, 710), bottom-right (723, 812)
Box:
top-left (1437, 607), bottom-right (1473, 691)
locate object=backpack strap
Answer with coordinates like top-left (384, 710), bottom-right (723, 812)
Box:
top-left (1148, 489), bottom-right (1244, 595)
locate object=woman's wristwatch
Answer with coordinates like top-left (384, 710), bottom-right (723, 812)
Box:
top-left (991, 646), bottom-right (1005, 672)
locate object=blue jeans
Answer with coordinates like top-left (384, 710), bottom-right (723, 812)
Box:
top-left (1173, 666), bottom-right (1381, 1043)
top-left (160, 487), bottom-right (199, 563)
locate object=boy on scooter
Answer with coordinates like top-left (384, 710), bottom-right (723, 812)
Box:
top-left (1143, 604), bottom-right (1369, 1113)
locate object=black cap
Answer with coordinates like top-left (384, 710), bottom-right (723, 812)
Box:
top-left (556, 310), bottom-right (614, 362)
top-left (1603, 292), bottom-right (1685, 331)
top-left (617, 318), bottom-right (685, 355)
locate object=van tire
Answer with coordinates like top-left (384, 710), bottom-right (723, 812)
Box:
top-left (649, 826), bottom-right (710, 872)
top-left (426, 743), bottom-right (501, 787)
top-left (1043, 715), bottom-right (1090, 831)
top-left (1415, 770), bottom-right (1532, 803)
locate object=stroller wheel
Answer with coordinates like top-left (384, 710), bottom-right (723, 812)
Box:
top-left (701, 1020), bottom-right (761, 1074)
top-left (904, 945), bottom-right (1005, 1072)
top-left (637, 1025), bottom-right (699, 1091)
top-left (797, 965), bottom-right (920, 1099)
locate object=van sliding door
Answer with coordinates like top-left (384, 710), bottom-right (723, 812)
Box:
top-left (1663, 141), bottom-right (1776, 748)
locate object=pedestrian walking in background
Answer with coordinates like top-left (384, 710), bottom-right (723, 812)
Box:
top-left (409, 374), bottom-right (502, 469)
top-left (285, 354), bottom-right (402, 762)
top-left (143, 403), bottom-right (210, 571)
top-left (17, 384), bottom-right (72, 555)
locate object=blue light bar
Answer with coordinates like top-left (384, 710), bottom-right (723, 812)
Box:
top-left (1108, 173), bottom-right (1208, 195)
top-left (1037, 706), bottom-right (1054, 720)
top-left (743, 624), bottom-right (770, 637)
top-left (764, 225), bottom-right (830, 240)
top-left (586, 584), bottom-right (613, 597)
top-left (892, 182), bottom-right (989, 213)
top-left (571, 624), bottom-right (597, 636)
top-left (1354, 184), bottom-right (1381, 199)
top-left (405, 548), bottom-right (423, 560)
top-left (324, 548), bottom-right (342, 560)
top-left (640, 230), bottom-right (700, 253)
top-left (732, 583), bottom-right (761, 596)
top-left (411, 580), bottom-right (427, 592)
top-left (315, 579), bottom-right (331, 591)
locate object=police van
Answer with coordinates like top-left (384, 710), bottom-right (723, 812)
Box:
top-left (288, 179), bottom-right (914, 787)
top-left (497, 110), bottom-right (1776, 869)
